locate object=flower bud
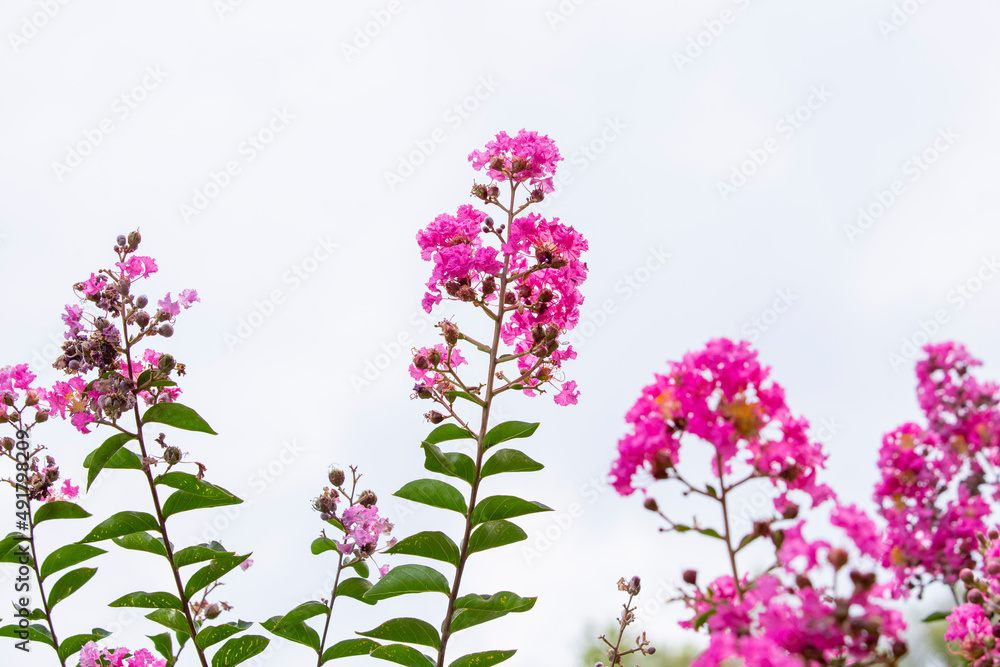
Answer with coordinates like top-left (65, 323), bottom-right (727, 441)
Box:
top-left (989, 560), bottom-right (1000, 577)
top-left (1, 437), bottom-right (13, 452)
top-left (961, 569), bottom-right (977, 585)
top-left (34, 409), bottom-right (49, 423)
top-left (414, 384), bottom-right (433, 399)
top-left (117, 278), bottom-right (130, 296)
top-left (544, 324), bottom-right (560, 341)
top-left (517, 284), bottom-right (532, 300)
top-left (529, 188), bottom-right (544, 203)
top-left (772, 529), bottom-right (785, 550)
top-left (413, 354), bottom-right (429, 370)
top-left (94, 317), bottom-right (110, 331)
top-left (795, 574), bottom-right (812, 589)
top-left (2, 394), bottom-right (14, 407)
top-left (457, 285), bottom-right (476, 302)
top-left (117, 234), bottom-right (128, 246)
top-left (537, 288), bottom-right (553, 303)
top-left (892, 641), bottom-right (908, 658)
top-left (682, 570), bottom-right (698, 586)
top-left (127, 230), bottom-right (141, 248)
top-left (428, 348), bottom-right (442, 366)
top-left (488, 185), bottom-right (499, 199)
top-left (643, 497), bottom-right (658, 512)
top-left (484, 216), bottom-right (494, 228)
top-left (329, 468), bottom-right (346, 487)
top-left (0, 410), bottom-right (7, 424)
top-left (504, 291), bottom-right (516, 305)
top-left (358, 490), bottom-right (377, 508)
top-left (481, 276), bottom-right (496, 296)
top-left (135, 311), bottom-right (150, 328)
top-left (828, 548), bottom-right (849, 571)
top-left (489, 156), bottom-right (505, 171)
top-left (969, 589), bottom-right (986, 605)
top-left (24, 390), bottom-right (39, 407)
top-left (164, 446), bottom-right (183, 465)
top-left (136, 294), bottom-right (149, 308)
top-left (157, 354), bottom-right (176, 373)
top-left (753, 521), bottom-right (771, 538)
top-left (204, 604), bottom-right (221, 620)
top-left (991, 528), bottom-right (1000, 541)
top-left (425, 411), bottom-right (445, 424)
top-left (628, 576), bottom-right (641, 595)
top-left (471, 183), bottom-right (488, 200)
top-left (158, 324), bottom-right (174, 338)
top-left (439, 320), bottom-right (460, 347)
top-left (781, 503), bottom-right (800, 520)
top-left (531, 325), bottom-right (545, 343)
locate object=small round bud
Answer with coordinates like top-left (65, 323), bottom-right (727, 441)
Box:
top-left (991, 528), bottom-right (1000, 541)
top-left (517, 284), bottom-right (532, 300)
top-left (988, 560), bottom-right (1000, 577)
top-left (329, 468), bottom-right (346, 487)
top-left (157, 354), bottom-right (176, 373)
top-left (682, 569), bottom-right (698, 586)
top-left (135, 311), bottom-right (150, 328)
top-left (158, 324), bottom-right (174, 337)
top-left (428, 348), bottom-right (442, 366)
top-left (629, 576), bottom-right (641, 594)
top-left (969, 589), bottom-right (986, 605)
top-left (537, 288), bottom-right (553, 303)
top-left (531, 325), bottom-right (545, 343)
top-left (117, 234), bottom-right (128, 246)
top-left (2, 394), bottom-right (14, 407)
top-left (828, 547), bottom-right (849, 571)
top-left (647, 648), bottom-right (656, 655)
top-left (961, 569), bottom-right (977, 585)
top-left (204, 604), bottom-right (221, 620)
top-left (643, 497), bottom-right (658, 512)
top-left (135, 294), bottom-right (149, 309)
top-left (0, 437), bottom-right (13, 452)
top-left (529, 188), bottom-right (544, 203)
top-left (0, 411), bottom-right (7, 424)
top-left (24, 390), bottom-right (39, 407)
top-left (94, 317), bottom-right (110, 331)
top-left (781, 503), bottom-right (800, 520)
top-left (504, 291), bottom-right (516, 305)
top-left (164, 446), bottom-right (183, 465)
top-left (425, 411), bottom-right (445, 424)
top-left (414, 384), bottom-right (433, 399)
top-left (127, 230), bottom-right (141, 248)
top-left (481, 276), bottom-right (496, 296)
top-left (892, 641), bottom-right (908, 658)
top-left (34, 409), bottom-right (49, 423)
top-left (117, 278), bottom-right (130, 296)
top-left (358, 490), bottom-right (377, 508)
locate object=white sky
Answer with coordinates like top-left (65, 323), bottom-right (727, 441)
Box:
top-left (2, 1), bottom-right (999, 665)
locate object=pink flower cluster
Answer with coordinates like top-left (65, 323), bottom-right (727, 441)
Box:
top-left (610, 338), bottom-right (833, 510)
top-left (415, 131), bottom-right (587, 405)
top-left (79, 642), bottom-right (165, 667)
top-left (943, 531), bottom-right (1000, 663)
top-left (337, 504), bottom-right (395, 577)
top-left (680, 506), bottom-right (905, 666)
top-left (874, 342), bottom-right (1000, 593)
top-left (468, 129), bottom-right (562, 194)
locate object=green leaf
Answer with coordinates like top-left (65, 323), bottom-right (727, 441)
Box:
top-left (211, 635), bottom-right (269, 667)
top-left (359, 618), bottom-right (440, 650)
top-left (482, 421), bottom-right (538, 450)
top-left (443, 390), bottom-right (482, 406)
top-left (0, 532), bottom-right (28, 560)
top-left (468, 521), bottom-right (527, 555)
top-left (260, 616), bottom-right (320, 652)
top-left (83, 444), bottom-right (142, 470)
top-left (697, 528), bottom-right (723, 540)
top-left (448, 650), bottom-right (516, 667)
top-left (109, 591), bottom-right (183, 610)
top-left (196, 621), bottom-right (252, 650)
top-left (40, 544), bottom-right (105, 581)
top-left (922, 611), bottom-right (950, 623)
top-left (80, 511), bottom-right (159, 543)
top-left (336, 578), bottom-right (375, 605)
top-left (737, 533), bottom-right (758, 551)
top-left (450, 592), bottom-right (536, 633)
top-left (369, 644), bottom-right (435, 667)
top-left (394, 479), bottom-right (467, 515)
top-left (155, 472), bottom-right (240, 499)
top-left (311, 536), bottom-right (341, 556)
top-left (162, 483), bottom-right (242, 518)
top-left (58, 629), bottom-right (112, 662)
top-left (323, 638), bottom-right (381, 661)
top-left (421, 442), bottom-right (475, 486)
top-left (481, 449), bottom-right (544, 477)
top-left (174, 544), bottom-right (228, 568)
top-left (275, 601), bottom-right (329, 626)
top-left (470, 496), bottom-right (552, 525)
top-left (422, 423), bottom-right (474, 445)
top-left (148, 632), bottom-right (174, 663)
top-left (363, 564), bottom-right (450, 601)
top-left (147, 609), bottom-right (192, 637)
top-left (86, 433), bottom-right (136, 490)
top-left (705, 484), bottom-right (718, 498)
top-left (113, 532), bottom-right (170, 558)
top-left (184, 553), bottom-right (250, 599)
top-left (386, 531), bottom-right (459, 566)
top-left (143, 402), bottom-right (217, 435)
top-left (47, 567), bottom-right (97, 608)
top-left (34, 501), bottom-right (91, 525)
top-left (351, 559), bottom-right (370, 578)
top-left (0, 623), bottom-right (54, 647)
top-left (0, 536), bottom-right (31, 567)
top-left (693, 609), bottom-right (715, 630)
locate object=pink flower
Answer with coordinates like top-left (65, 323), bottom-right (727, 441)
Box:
top-left (379, 564), bottom-right (390, 578)
top-left (71, 412), bottom-right (96, 434)
top-left (240, 558), bottom-right (254, 572)
top-left (468, 129), bottom-right (563, 194)
top-left (830, 503), bottom-right (884, 560)
top-left (158, 293), bottom-right (180, 317)
top-left (115, 255), bottom-right (158, 280)
top-left (554, 380), bottom-right (579, 406)
top-left (80, 273), bottom-right (106, 296)
top-left (179, 288), bottom-right (200, 308)
top-left (62, 304), bottom-right (85, 339)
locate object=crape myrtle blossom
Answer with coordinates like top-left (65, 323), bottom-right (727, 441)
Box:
top-left (79, 641), bottom-right (166, 667)
top-left (313, 467), bottom-right (395, 578)
top-left (415, 130), bottom-right (588, 409)
top-left (47, 231), bottom-right (197, 434)
top-left (874, 342), bottom-right (1000, 595)
top-left (943, 529), bottom-right (1000, 664)
top-left (614, 339), bottom-right (907, 665)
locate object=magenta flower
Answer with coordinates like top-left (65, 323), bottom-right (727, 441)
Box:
top-left (115, 255), bottom-right (158, 280)
top-left (468, 129), bottom-right (563, 194)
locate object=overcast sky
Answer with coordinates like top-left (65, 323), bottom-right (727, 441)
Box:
top-left (2, 1), bottom-right (1000, 665)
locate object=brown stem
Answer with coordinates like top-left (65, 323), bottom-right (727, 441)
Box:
top-left (715, 453), bottom-right (743, 602)
top-left (24, 479), bottom-right (65, 665)
top-left (316, 557), bottom-right (346, 667)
